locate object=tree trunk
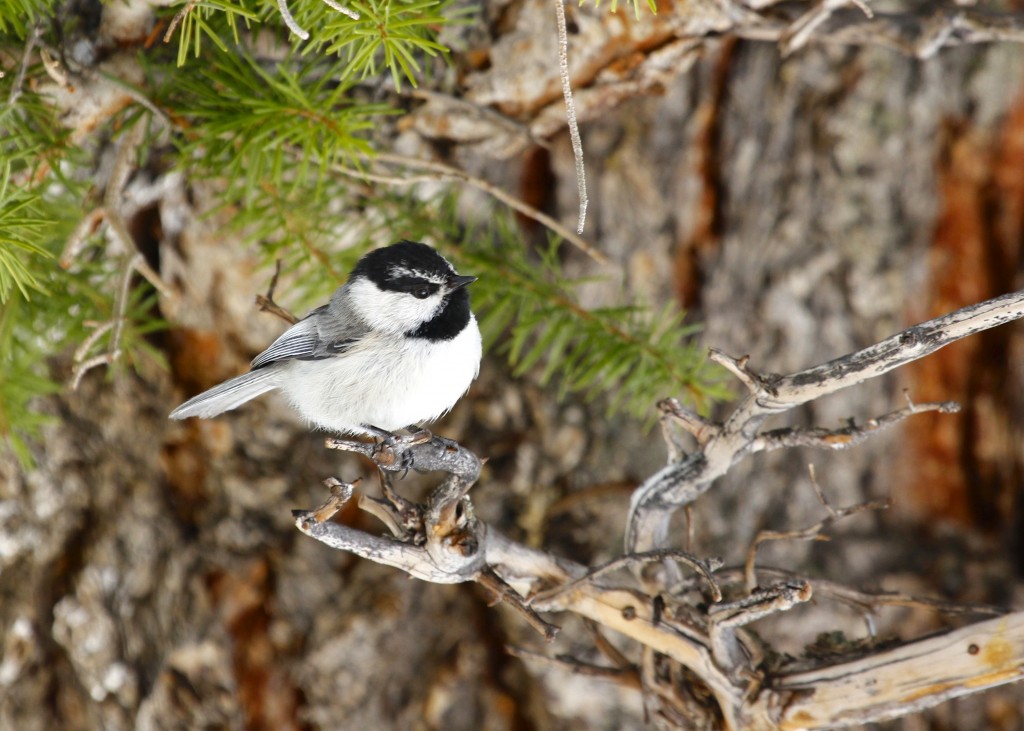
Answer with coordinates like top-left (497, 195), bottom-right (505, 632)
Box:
top-left (4, 2), bottom-right (1024, 730)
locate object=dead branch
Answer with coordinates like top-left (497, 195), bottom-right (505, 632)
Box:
top-left (679, 566), bottom-right (1007, 621)
top-left (627, 289), bottom-right (1024, 555)
top-left (770, 611), bottom-right (1024, 728)
top-left (751, 400), bottom-right (960, 454)
top-left (477, 569), bottom-right (560, 641)
top-left (412, 2), bottom-right (1024, 167)
top-left (292, 288), bottom-right (1024, 730)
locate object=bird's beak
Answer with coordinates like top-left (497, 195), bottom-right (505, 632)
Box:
top-left (448, 275), bottom-right (477, 290)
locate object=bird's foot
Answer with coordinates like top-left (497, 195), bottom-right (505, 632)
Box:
top-left (404, 425), bottom-right (461, 451)
top-left (364, 425), bottom-right (432, 473)
top-left (400, 424), bottom-right (435, 446)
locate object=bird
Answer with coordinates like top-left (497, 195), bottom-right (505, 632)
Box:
top-left (169, 240), bottom-right (482, 437)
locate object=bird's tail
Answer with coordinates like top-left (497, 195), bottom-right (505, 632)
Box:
top-left (169, 368), bottom-right (280, 420)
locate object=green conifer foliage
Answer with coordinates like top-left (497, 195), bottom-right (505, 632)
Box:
top-left (0, 0), bottom-right (718, 465)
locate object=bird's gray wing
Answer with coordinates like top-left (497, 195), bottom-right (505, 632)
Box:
top-left (250, 305), bottom-right (358, 370)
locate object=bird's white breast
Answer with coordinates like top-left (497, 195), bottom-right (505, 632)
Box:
top-left (278, 316), bottom-right (482, 435)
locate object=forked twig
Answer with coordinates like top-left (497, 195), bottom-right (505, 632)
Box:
top-left (254, 259), bottom-right (300, 325)
top-left (752, 399), bottom-right (960, 453)
top-left (744, 465), bottom-right (890, 592)
top-left (478, 569), bottom-right (560, 641)
top-left (531, 549), bottom-right (723, 609)
top-left (69, 254), bottom-right (139, 389)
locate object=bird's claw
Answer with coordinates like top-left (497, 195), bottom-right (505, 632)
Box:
top-left (366, 425), bottom-right (435, 473)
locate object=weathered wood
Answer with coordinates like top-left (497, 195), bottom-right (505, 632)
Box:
top-left (773, 611), bottom-right (1024, 729)
top-left (294, 289), bottom-right (1024, 730)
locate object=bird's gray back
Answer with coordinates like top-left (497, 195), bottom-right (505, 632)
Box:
top-left (250, 294), bottom-right (367, 369)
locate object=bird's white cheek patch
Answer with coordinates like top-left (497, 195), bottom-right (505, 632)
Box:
top-left (345, 278), bottom-right (443, 334)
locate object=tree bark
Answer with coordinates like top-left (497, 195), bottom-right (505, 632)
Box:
top-left (4, 2), bottom-right (1024, 730)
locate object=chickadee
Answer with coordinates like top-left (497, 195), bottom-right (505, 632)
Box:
top-left (170, 241), bottom-right (482, 436)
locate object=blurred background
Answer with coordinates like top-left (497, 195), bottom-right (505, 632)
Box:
top-left (2, 0), bottom-right (1024, 728)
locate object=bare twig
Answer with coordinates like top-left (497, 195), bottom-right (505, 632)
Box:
top-left (38, 48), bottom-right (68, 88)
top-left (277, 0), bottom-right (310, 40)
top-left (73, 122), bottom-right (177, 300)
top-left (295, 472), bottom-right (487, 583)
top-left (275, 0), bottom-right (358, 41)
top-left (780, 0), bottom-right (875, 55)
top-left (707, 580), bottom-right (814, 677)
top-left (760, 290), bottom-right (1024, 410)
top-left (629, 289), bottom-right (1024, 554)
top-left (108, 253), bottom-right (139, 361)
top-left (368, 152), bottom-right (608, 265)
top-left (751, 400), bottom-right (960, 454)
top-left (302, 477), bottom-right (356, 523)
top-left (358, 494), bottom-right (408, 539)
top-left (69, 255), bottom-right (138, 389)
top-left (477, 569), bottom-right (559, 641)
top-left (743, 467), bottom-right (890, 592)
top-left (320, 435), bottom-right (485, 576)
top-left (707, 349), bottom-right (763, 393)
top-left (330, 165), bottom-right (442, 188)
top-left (531, 549), bottom-right (723, 609)
top-left (678, 566), bottom-right (1007, 620)
top-left (583, 617), bottom-right (635, 671)
top-left (9, 25), bottom-right (42, 106)
top-left (95, 70), bottom-right (173, 128)
top-left (816, 584), bottom-right (1006, 619)
top-left (69, 353), bottom-right (120, 391)
top-left (710, 581), bottom-right (814, 629)
top-left (55, 89), bottom-right (171, 309)
top-left (507, 645), bottom-right (640, 688)
top-left (60, 209), bottom-right (106, 268)
top-left (71, 321), bottom-right (114, 366)
top-left (659, 397), bottom-right (718, 450)
top-left (554, 0), bottom-right (588, 234)
top-left (163, 0), bottom-right (200, 43)
top-left (254, 259), bottom-right (300, 324)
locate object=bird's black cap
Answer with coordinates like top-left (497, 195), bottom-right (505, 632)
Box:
top-left (350, 240), bottom-right (456, 290)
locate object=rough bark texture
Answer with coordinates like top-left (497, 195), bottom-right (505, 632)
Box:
top-left (4, 2), bottom-right (1024, 730)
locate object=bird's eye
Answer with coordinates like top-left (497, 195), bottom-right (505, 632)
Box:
top-left (413, 286), bottom-right (431, 299)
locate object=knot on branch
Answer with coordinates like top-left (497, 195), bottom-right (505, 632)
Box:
top-left (292, 435), bottom-right (485, 583)
top-left (295, 435), bottom-right (559, 638)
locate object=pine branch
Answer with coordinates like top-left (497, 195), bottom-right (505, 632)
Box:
top-left (0, 0), bottom-right (55, 37)
top-left (458, 229), bottom-right (731, 416)
top-left (0, 163), bottom-right (52, 303)
top-left (162, 0), bottom-right (454, 89)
